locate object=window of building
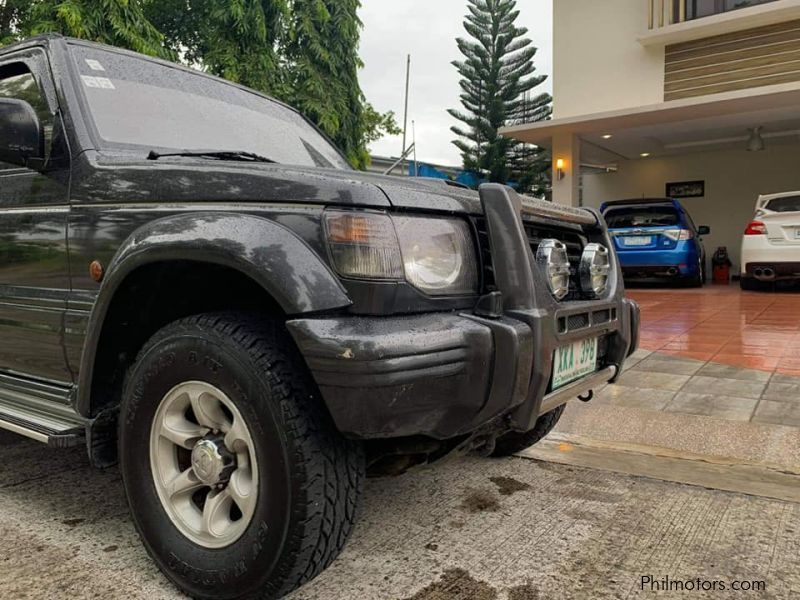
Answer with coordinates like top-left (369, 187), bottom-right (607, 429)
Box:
top-left (684, 0), bottom-right (780, 20)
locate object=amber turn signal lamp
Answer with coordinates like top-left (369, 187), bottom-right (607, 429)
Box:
top-left (325, 213), bottom-right (385, 243)
top-left (89, 260), bottom-right (105, 282)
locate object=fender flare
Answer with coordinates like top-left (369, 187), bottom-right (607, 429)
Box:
top-left (76, 212), bottom-right (351, 417)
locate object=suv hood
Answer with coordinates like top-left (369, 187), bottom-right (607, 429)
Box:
top-left (303, 167), bottom-right (483, 215)
top-left (258, 164), bottom-right (483, 215)
top-left (88, 154), bottom-right (483, 215)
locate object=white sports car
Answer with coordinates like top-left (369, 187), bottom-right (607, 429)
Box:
top-left (740, 191), bottom-right (800, 290)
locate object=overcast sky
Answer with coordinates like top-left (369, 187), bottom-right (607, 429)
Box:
top-left (359, 0), bottom-right (553, 167)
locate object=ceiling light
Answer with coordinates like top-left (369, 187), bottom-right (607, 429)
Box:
top-left (640, 152), bottom-right (650, 158)
top-left (602, 134), bottom-right (613, 139)
top-left (747, 126), bottom-right (764, 152)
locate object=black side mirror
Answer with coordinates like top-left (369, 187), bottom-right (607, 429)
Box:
top-left (697, 225), bottom-right (710, 236)
top-left (0, 98), bottom-right (43, 168)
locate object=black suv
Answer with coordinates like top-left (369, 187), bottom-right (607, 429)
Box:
top-left (0, 35), bottom-right (639, 599)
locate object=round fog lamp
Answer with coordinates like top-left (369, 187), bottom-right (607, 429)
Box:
top-left (580, 243), bottom-right (611, 297)
top-left (536, 239), bottom-right (571, 300)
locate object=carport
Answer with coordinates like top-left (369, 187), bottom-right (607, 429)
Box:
top-left (502, 82), bottom-right (800, 275)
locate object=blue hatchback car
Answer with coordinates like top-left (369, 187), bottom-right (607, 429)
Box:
top-left (600, 198), bottom-right (710, 287)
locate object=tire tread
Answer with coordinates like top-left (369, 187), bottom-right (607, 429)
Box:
top-left (491, 404), bottom-right (565, 458)
top-left (123, 312), bottom-right (364, 600)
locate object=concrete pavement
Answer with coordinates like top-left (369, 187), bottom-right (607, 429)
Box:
top-left (1, 431), bottom-right (798, 600)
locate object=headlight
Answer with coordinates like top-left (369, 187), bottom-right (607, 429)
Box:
top-left (579, 243), bottom-right (611, 297)
top-left (393, 216), bottom-right (478, 295)
top-left (324, 211), bottom-right (478, 296)
top-left (536, 239), bottom-right (571, 300)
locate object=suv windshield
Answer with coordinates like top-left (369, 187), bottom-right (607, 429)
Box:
top-left (765, 196), bottom-right (800, 213)
top-left (604, 206), bottom-right (680, 228)
top-left (69, 44), bottom-right (350, 170)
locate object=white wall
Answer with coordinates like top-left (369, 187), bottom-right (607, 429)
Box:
top-left (553, 0), bottom-right (665, 118)
top-left (582, 143), bottom-right (800, 273)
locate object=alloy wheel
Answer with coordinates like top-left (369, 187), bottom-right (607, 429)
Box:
top-left (149, 381), bottom-right (259, 548)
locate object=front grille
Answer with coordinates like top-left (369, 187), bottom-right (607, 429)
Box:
top-left (473, 217), bottom-right (496, 291)
top-left (522, 220), bottom-right (589, 301)
top-left (557, 309), bottom-right (617, 333)
top-left (472, 216), bottom-right (596, 301)
top-left (567, 313), bottom-right (589, 330)
top-left (592, 309), bottom-right (611, 325)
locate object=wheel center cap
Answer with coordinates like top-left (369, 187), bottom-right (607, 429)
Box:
top-left (191, 439), bottom-right (233, 486)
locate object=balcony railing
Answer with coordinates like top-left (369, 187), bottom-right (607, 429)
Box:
top-left (648, 0), bottom-right (781, 29)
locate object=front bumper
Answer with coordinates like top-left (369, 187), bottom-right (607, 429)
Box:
top-left (288, 185), bottom-right (640, 440)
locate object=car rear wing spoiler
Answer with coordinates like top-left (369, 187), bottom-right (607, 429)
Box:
top-left (599, 198), bottom-right (680, 213)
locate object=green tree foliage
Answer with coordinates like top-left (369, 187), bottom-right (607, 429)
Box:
top-left (146, 0), bottom-right (286, 95)
top-left (0, 0), bottom-right (397, 168)
top-left (448, 0), bottom-right (552, 189)
top-left (0, 1), bottom-right (30, 46)
top-left (281, 0), bottom-right (399, 167)
top-left (25, 0), bottom-right (171, 58)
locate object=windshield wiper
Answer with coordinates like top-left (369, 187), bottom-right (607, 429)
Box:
top-left (147, 150), bottom-right (276, 163)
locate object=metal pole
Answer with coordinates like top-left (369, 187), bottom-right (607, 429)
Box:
top-left (401, 54), bottom-right (410, 176)
top-left (659, 0), bottom-right (665, 27)
top-left (412, 120), bottom-right (418, 177)
top-left (383, 143), bottom-right (415, 176)
top-left (649, 0), bottom-right (654, 29)
top-left (679, 0), bottom-right (686, 23)
top-left (476, 80), bottom-right (482, 169)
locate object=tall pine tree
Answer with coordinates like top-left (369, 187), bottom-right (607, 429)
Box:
top-left (448, 0), bottom-right (551, 188)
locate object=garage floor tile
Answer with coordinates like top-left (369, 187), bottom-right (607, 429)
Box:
top-left (762, 380), bottom-right (800, 403)
top-left (593, 385), bottom-right (676, 410)
top-left (680, 375), bottom-right (767, 399)
top-left (635, 356), bottom-right (704, 375)
top-left (616, 370), bottom-right (690, 391)
top-left (696, 362), bottom-right (772, 382)
top-left (615, 285), bottom-right (800, 427)
top-left (752, 400), bottom-right (800, 427)
top-left (665, 392), bottom-right (758, 421)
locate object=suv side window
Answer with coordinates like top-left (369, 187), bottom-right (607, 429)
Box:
top-left (0, 62), bottom-right (54, 170)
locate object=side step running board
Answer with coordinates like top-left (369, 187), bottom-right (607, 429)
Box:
top-left (0, 405), bottom-right (86, 448)
top-left (0, 408), bottom-right (85, 448)
top-left (0, 375), bottom-right (87, 447)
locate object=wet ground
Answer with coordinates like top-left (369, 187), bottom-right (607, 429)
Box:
top-left (1, 431), bottom-right (798, 600)
top-left (3, 284), bottom-right (800, 598)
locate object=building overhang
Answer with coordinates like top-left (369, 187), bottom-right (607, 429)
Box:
top-left (638, 0), bottom-right (800, 47)
top-left (501, 82), bottom-right (800, 164)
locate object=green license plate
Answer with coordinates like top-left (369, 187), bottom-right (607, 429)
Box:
top-left (552, 337), bottom-right (598, 390)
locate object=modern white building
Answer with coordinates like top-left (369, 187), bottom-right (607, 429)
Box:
top-left (503, 0), bottom-right (800, 273)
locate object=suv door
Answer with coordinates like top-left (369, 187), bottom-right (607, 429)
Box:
top-left (0, 47), bottom-right (72, 383)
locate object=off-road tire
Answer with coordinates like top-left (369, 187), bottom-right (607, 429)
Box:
top-left (490, 404), bottom-right (566, 458)
top-left (118, 312), bottom-right (365, 600)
